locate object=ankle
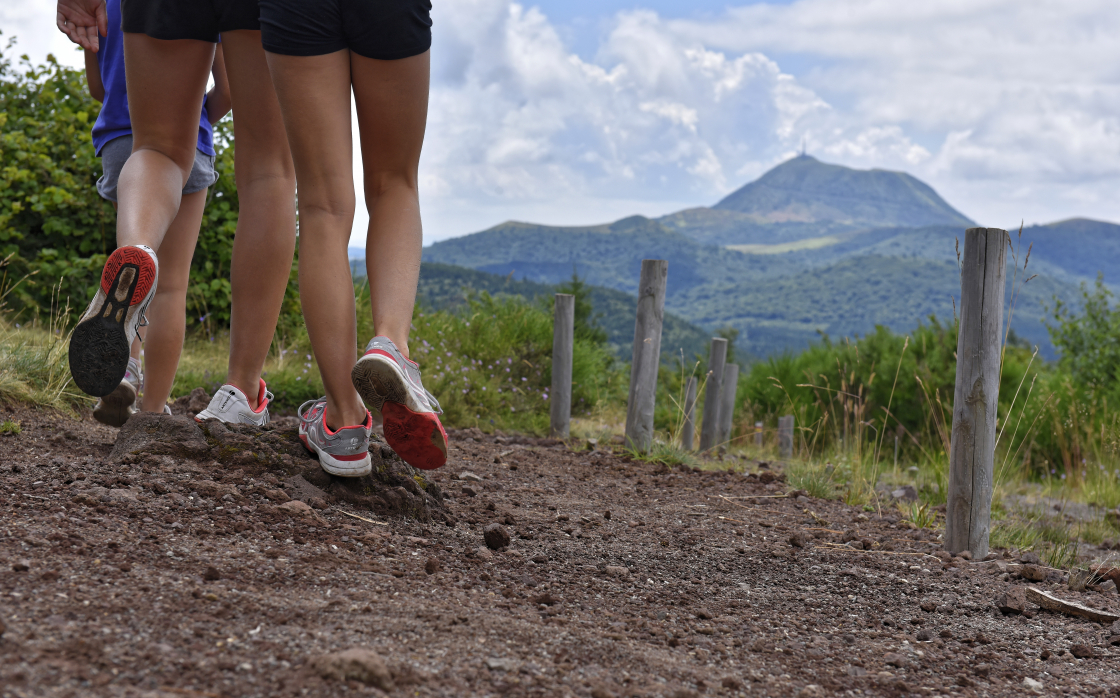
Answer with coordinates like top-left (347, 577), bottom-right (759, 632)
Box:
top-left (324, 401), bottom-right (368, 432)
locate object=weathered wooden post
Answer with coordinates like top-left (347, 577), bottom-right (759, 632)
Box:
top-left (717, 364), bottom-right (740, 450)
top-left (699, 338), bottom-right (728, 452)
top-left (946, 227), bottom-right (1007, 558)
top-left (778, 415), bottom-right (794, 459)
top-left (680, 376), bottom-right (698, 451)
top-left (624, 260), bottom-right (668, 452)
top-left (550, 293), bottom-right (574, 439)
top-left (755, 421), bottom-right (764, 448)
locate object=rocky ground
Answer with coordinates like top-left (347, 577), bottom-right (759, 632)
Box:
top-left (2, 401), bottom-right (1120, 698)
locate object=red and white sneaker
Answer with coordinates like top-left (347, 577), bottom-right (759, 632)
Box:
top-left (351, 336), bottom-right (447, 470)
top-left (298, 397), bottom-right (373, 477)
top-left (69, 245), bottom-right (158, 397)
top-left (195, 380), bottom-right (273, 426)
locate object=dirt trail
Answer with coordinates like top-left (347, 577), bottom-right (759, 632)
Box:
top-left (2, 406), bottom-right (1120, 697)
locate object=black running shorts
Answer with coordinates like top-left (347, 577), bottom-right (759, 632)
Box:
top-left (120, 0), bottom-right (260, 42)
top-left (259, 0), bottom-right (432, 60)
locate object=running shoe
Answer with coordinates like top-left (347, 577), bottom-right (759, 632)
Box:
top-left (298, 397), bottom-right (373, 477)
top-left (69, 245), bottom-right (158, 397)
top-left (92, 357), bottom-right (141, 428)
top-left (195, 380), bottom-right (273, 426)
top-left (351, 335), bottom-right (447, 470)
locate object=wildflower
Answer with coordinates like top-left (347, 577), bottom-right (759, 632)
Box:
top-left (462, 389), bottom-right (468, 394)
top-left (521, 377), bottom-right (527, 382)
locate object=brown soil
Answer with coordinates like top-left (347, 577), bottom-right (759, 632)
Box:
top-left (2, 405), bottom-right (1120, 697)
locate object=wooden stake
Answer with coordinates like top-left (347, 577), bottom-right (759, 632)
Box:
top-left (681, 376), bottom-right (698, 451)
top-left (624, 260), bottom-right (668, 452)
top-left (717, 364), bottom-right (740, 450)
top-left (778, 415), bottom-right (794, 459)
top-left (946, 227), bottom-right (1007, 559)
top-left (550, 293), bottom-right (574, 438)
top-left (755, 421), bottom-right (763, 448)
top-left (699, 338), bottom-right (728, 452)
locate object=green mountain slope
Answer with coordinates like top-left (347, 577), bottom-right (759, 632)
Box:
top-left (659, 155), bottom-right (973, 247)
top-left (421, 215), bottom-right (795, 297)
top-left (672, 255), bottom-right (1077, 358)
top-left (412, 262), bottom-right (711, 361)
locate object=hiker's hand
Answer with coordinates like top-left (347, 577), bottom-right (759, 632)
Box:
top-left (56, 0), bottom-right (107, 52)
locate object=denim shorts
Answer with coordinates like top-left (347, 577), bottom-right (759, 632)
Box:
top-left (96, 135), bottom-right (219, 203)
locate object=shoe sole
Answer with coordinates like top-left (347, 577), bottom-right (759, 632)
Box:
top-left (92, 379), bottom-right (137, 428)
top-left (352, 354), bottom-right (448, 470)
top-left (69, 249), bottom-right (156, 397)
top-left (299, 433), bottom-right (372, 477)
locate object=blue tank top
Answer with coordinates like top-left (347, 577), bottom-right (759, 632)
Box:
top-left (90, 0), bottom-right (215, 157)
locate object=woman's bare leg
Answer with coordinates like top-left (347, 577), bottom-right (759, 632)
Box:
top-left (353, 50), bottom-right (429, 361)
top-left (117, 34), bottom-right (214, 250)
top-left (139, 189), bottom-right (206, 412)
top-left (265, 49), bottom-right (365, 430)
top-left (221, 31), bottom-right (297, 406)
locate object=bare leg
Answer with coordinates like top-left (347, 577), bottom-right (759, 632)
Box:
top-left (353, 51), bottom-right (430, 361)
top-left (221, 31), bottom-right (297, 406)
top-left (265, 49), bottom-right (365, 430)
top-left (117, 34), bottom-right (214, 250)
top-left (139, 189), bottom-right (206, 412)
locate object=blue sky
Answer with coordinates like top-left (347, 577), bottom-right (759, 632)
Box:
top-left (4, 0), bottom-right (1120, 247)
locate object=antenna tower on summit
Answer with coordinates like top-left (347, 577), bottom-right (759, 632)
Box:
top-left (800, 137), bottom-right (806, 156)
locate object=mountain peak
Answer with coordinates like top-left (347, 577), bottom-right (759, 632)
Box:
top-left (713, 156), bottom-right (973, 229)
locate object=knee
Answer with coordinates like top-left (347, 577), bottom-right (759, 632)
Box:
top-left (133, 143), bottom-right (197, 184)
top-left (363, 170), bottom-right (418, 202)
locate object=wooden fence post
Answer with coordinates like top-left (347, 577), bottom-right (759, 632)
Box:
top-left (946, 227), bottom-right (1007, 559)
top-left (778, 415), bottom-right (794, 459)
top-left (550, 293), bottom-right (574, 439)
top-left (755, 421), bottom-right (764, 448)
top-left (681, 376), bottom-right (698, 451)
top-left (624, 260), bottom-right (668, 452)
top-left (699, 338), bottom-right (728, 452)
top-left (717, 364), bottom-right (740, 451)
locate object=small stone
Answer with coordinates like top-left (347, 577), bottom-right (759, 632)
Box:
top-left (956, 675), bottom-right (974, 687)
top-left (788, 533), bottom-right (807, 548)
top-left (424, 557), bottom-right (440, 575)
top-left (483, 523), bottom-right (511, 550)
top-left (956, 550), bottom-right (972, 561)
top-left (1022, 677), bottom-right (1044, 693)
top-left (531, 554), bottom-right (548, 564)
top-left (202, 566), bottom-right (221, 582)
top-left (476, 546), bottom-right (493, 560)
top-left (932, 550), bottom-right (952, 563)
top-left (996, 586), bottom-right (1026, 615)
top-left (797, 685), bottom-right (824, 698)
top-left (11, 560), bottom-right (29, 572)
top-left (263, 488), bottom-right (290, 503)
top-left (603, 510), bottom-right (611, 520)
top-left (695, 608), bottom-right (714, 620)
top-left (485, 657), bottom-right (520, 672)
top-left (1020, 551), bottom-right (1042, 565)
top-left (720, 677), bottom-right (743, 689)
top-left (1070, 643), bottom-right (1094, 659)
top-left (890, 486), bottom-right (917, 502)
top-left (846, 666), bottom-right (866, 677)
top-left (1039, 649), bottom-right (1051, 660)
top-left (1109, 636), bottom-right (1120, 646)
top-left (309, 497), bottom-right (328, 510)
top-left (459, 471), bottom-right (483, 482)
top-left (590, 689), bottom-right (617, 698)
top-left (882, 653), bottom-right (906, 668)
top-left (461, 485), bottom-right (479, 497)
top-left (939, 629), bottom-right (953, 638)
top-left (309, 649), bottom-right (394, 690)
top-left (919, 600), bottom-right (937, 612)
top-left (916, 629), bottom-right (933, 641)
top-left (605, 565), bottom-right (629, 577)
top-left (530, 592), bottom-right (559, 605)
top-left (278, 500), bottom-right (313, 516)
top-left (1111, 619), bottom-right (1120, 636)
top-left (1021, 564), bottom-right (1047, 582)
